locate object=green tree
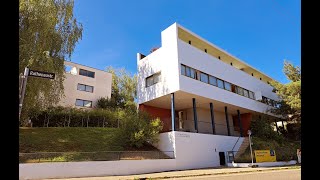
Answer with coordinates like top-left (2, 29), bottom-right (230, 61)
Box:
top-left (270, 61), bottom-right (301, 122)
top-left (19, 0), bottom-right (83, 124)
top-left (101, 66), bottom-right (137, 110)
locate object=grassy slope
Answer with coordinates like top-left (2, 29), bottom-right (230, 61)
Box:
top-left (20, 127), bottom-right (126, 152)
top-left (236, 137), bottom-right (300, 163)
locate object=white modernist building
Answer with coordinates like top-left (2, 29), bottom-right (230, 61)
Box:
top-left (137, 23), bottom-right (280, 168)
top-left (59, 61), bottom-right (112, 108)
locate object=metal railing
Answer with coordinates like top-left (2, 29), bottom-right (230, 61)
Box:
top-left (19, 151), bottom-right (175, 163)
top-left (177, 120), bottom-right (240, 136)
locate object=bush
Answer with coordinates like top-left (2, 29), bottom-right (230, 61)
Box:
top-left (117, 109), bottom-right (163, 148)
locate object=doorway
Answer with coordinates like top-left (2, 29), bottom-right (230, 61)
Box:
top-left (219, 152), bottom-right (226, 165)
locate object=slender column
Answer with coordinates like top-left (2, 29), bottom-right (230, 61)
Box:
top-left (171, 93), bottom-right (175, 131)
top-left (210, 103), bottom-right (216, 134)
top-left (225, 106), bottom-right (231, 136)
top-left (192, 98), bottom-right (198, 133)
top-left (282, 120), bottom-right (285, 128)
top-left (237, 110), bottom-right (243, 137)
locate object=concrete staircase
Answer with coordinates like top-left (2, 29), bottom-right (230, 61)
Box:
top-left (235, 137), bottom-right (250, 159)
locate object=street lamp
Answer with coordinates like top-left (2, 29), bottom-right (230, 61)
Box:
top-left (248, 130), bottom-right (254, 167)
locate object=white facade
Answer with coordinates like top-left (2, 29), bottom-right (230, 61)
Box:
top-left (137, 23), bottom-right (279, 116)
top-left (59, 61), bottom-right (112, 108)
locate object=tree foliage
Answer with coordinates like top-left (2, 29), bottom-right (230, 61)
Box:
top-left (270, 61), bottom-right (301, 122)
top-left (19, 0), bottom-right (83, 123)
top-left (97, 67), bottom-right (137, 110)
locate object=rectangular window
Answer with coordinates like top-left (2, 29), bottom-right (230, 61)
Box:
top-left (146, 72), bottom-right (161, 87)
top-left (190, 68), bottom-right (196, 79)
top-left (200, 72), bottom-right (209, 83)
top-left (224, 82), bottom-right (231, 91)
top-left (243, 89), bottom-right (249, 97)
top-left (79, 69), bottom-right (95, 78)
top-left (209, 76), bottom-right (217, 86)
top-left (75, 99), bottom-right (92, 108)
top-left (249, 91), bottom-right (255, 99)
top-left (186, 66), bottom-right (191, 77)
top-left (217, 79), bottom-right (224, 89)
top-left (181, 65), bottom-right (186, 76)
top-left (237, 87), bottom-right (244, 96)
top-left (77, 84), bottom-right (94, 93)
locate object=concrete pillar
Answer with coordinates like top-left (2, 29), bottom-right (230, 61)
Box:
top-left (193, 98), bottom-right (198, 133)
top-left (210, 103), bottom-right (216, 134)
top-left (225, 106), bottom-right (231, 136)
top-left (171, 93), bottom-right (175, 131)
top-left (237, 110), bottom-right (243, 137)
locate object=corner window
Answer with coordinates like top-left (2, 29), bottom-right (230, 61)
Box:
top-left (217, 79), bottom-right (224, 89)
top-left (79, 69), bottom-right (95, 78)
top-left (200, 72), bottom-right (209, 83)
top-left (146, 72), bottom-right (161, 87)
top-left (75, 99), bottom-right (92, 108)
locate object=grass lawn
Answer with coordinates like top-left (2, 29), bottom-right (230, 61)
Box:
top-left (19, 127), bottom-right (168, 163)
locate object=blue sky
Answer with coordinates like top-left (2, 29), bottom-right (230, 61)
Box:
top-left (71, 0), bottom-right (300, 84)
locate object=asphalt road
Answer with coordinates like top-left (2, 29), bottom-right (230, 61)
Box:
top-left (178, 169), bottom-right (301, 180)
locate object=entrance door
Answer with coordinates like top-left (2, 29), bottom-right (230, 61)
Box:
top-left (219, 152), bottom-right (226, 165)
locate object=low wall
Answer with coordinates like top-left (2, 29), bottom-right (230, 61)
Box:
top-left (227, 160), bottom-right (297, 167)
top-left (19, 159), bottom-right (177, 180)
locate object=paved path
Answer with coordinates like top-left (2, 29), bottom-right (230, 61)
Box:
top-left (43, 166), bottom-right (300, 180)
top-left (179, 169), bottom-right (301, 180)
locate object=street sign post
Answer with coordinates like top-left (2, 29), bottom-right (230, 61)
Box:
top-left (19, 68), bottom-right (55, 121)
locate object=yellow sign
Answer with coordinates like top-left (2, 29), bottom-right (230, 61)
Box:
top-left (254, 150), bottom-right (276, 162)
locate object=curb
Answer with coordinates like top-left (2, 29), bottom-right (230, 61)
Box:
top-left (132, 166), bottom-right (301, 180)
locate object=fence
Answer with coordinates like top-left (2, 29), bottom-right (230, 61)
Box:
top-left (177, 120), bottom-right (240, 136)
top-left (19, 151), bottom-right (175, 163)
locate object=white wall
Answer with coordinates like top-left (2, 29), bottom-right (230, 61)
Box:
top-left (153, 132), bottom-right (176, 158)
top-left (177, 39), bottom-right (278, 115)
top-left (137, 23), bottom-right (180, 104)
top-left (60, 61), bottom-right (112, 108)
top-left (19, 159), bottom-right (177, 180)
top-left (173, 131), bottom-right (244, 169)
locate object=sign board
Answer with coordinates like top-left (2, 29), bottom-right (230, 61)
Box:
top-left (254, 150), bottom-right (276, 163)
top-left (28, 69), bottom-right (55, 79)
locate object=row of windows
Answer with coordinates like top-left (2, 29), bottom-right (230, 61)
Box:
top-left (146, 72), bottom-right (161, 87)
top-left (181, 64), bottom-right (255, 100)
top-left (75, 99), bottom-right (92, 108)
top-left (261, 96), bottom-right (278, 108)
top-left (77, 83), bottom-right (94, 93)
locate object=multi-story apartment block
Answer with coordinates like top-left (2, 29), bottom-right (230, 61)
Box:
top-left (137, 23), bottom-right (280, 169)
top-left (59, 61), bottom-right (112, 108)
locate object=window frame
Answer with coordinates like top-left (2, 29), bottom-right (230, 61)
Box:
top-left (200, 72), bottom-right (209, 84)
top-left (77, 83), bottom-right (94, 93)
top-left (75, 99), bottom-right (92, 108)
top-left (145, 72), bottom-right (161, 87)
top-left (217, 79), bottom-right (225, 89)
top-left (79, 69), bottom-right (95, 78)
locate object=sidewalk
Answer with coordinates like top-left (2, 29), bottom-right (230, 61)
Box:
top-left (44, 165), bottom-right (300, 180)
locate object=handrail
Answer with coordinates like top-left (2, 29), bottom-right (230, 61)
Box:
top-left (231, 136), bottom-right (242, 151)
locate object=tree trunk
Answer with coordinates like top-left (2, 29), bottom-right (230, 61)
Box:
top-left (103, 117), bottom-right (105, 128)
top-left (43, 114), bottom-right (46, 127)
top-left (68, 113), bottom-right (71, 127)
top-left (64, 116), bottom-right (66, 127)
top-left (46, 117), bottom-right (50, 127)
top-left (82, 117), bottom-right (84, 127)
top-left (87, 115), bottom-right (89, 128)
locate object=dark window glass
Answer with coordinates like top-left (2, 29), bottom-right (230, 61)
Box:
top-left (181, 65), bottom-right (186, 76)
top-left (79, 69), bottom-right (95, 78)
top-left (200, 73), bottom-right (208, 83)
top-left (217, 79), bottom-right (224, 89)
top-left (146, 76), bottom-right (154, 87)
top-left (209, 76), bottom-right (217, 86)
top-left (205, 49), bottom-right (207, 53)
top-left (146, 72), bottom-right (161, 87)
top-left (75, 99), bottom-right (83, 106)
top-left (153, 73), bottom-right (161, 83)
top-left (224, 82), bottom-right (231, 91)
top-left (186, 67), bottom-right (191, 77)
top-left (77, 84), bottom-right (85, 91)
top-left (75, 99), bottom-right (92, 108)
top-left (188, 40), bottom-right (191, 44)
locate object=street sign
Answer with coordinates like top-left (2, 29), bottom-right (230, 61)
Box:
top-left (247, 130), bottom-right (252, 135)
top-left (28, 69), bottom-right (55, 79)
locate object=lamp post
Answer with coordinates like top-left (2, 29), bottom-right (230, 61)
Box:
top-left (248, 130), bottom-right (254, 167)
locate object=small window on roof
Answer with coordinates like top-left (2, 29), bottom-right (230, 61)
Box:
top-left (204, 49), bottom-right (207, 53)
top-left (188, 40), bottom-right (191, 44)
top-left (251, 73), bottom-right (254, 76)
top-left (230, 63), bottom-right (233, 66)
top-left (260, 78), bottom-right (262, 80)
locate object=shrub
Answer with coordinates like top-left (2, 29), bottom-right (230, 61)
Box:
top-left (117, 109), bottom-right (163, 148)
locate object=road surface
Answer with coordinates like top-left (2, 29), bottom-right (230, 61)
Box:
top-left (179, 169), bottom-right (301, 180)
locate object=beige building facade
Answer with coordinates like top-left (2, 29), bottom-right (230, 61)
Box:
top-left (59, 61), bottom-right (112, 108)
